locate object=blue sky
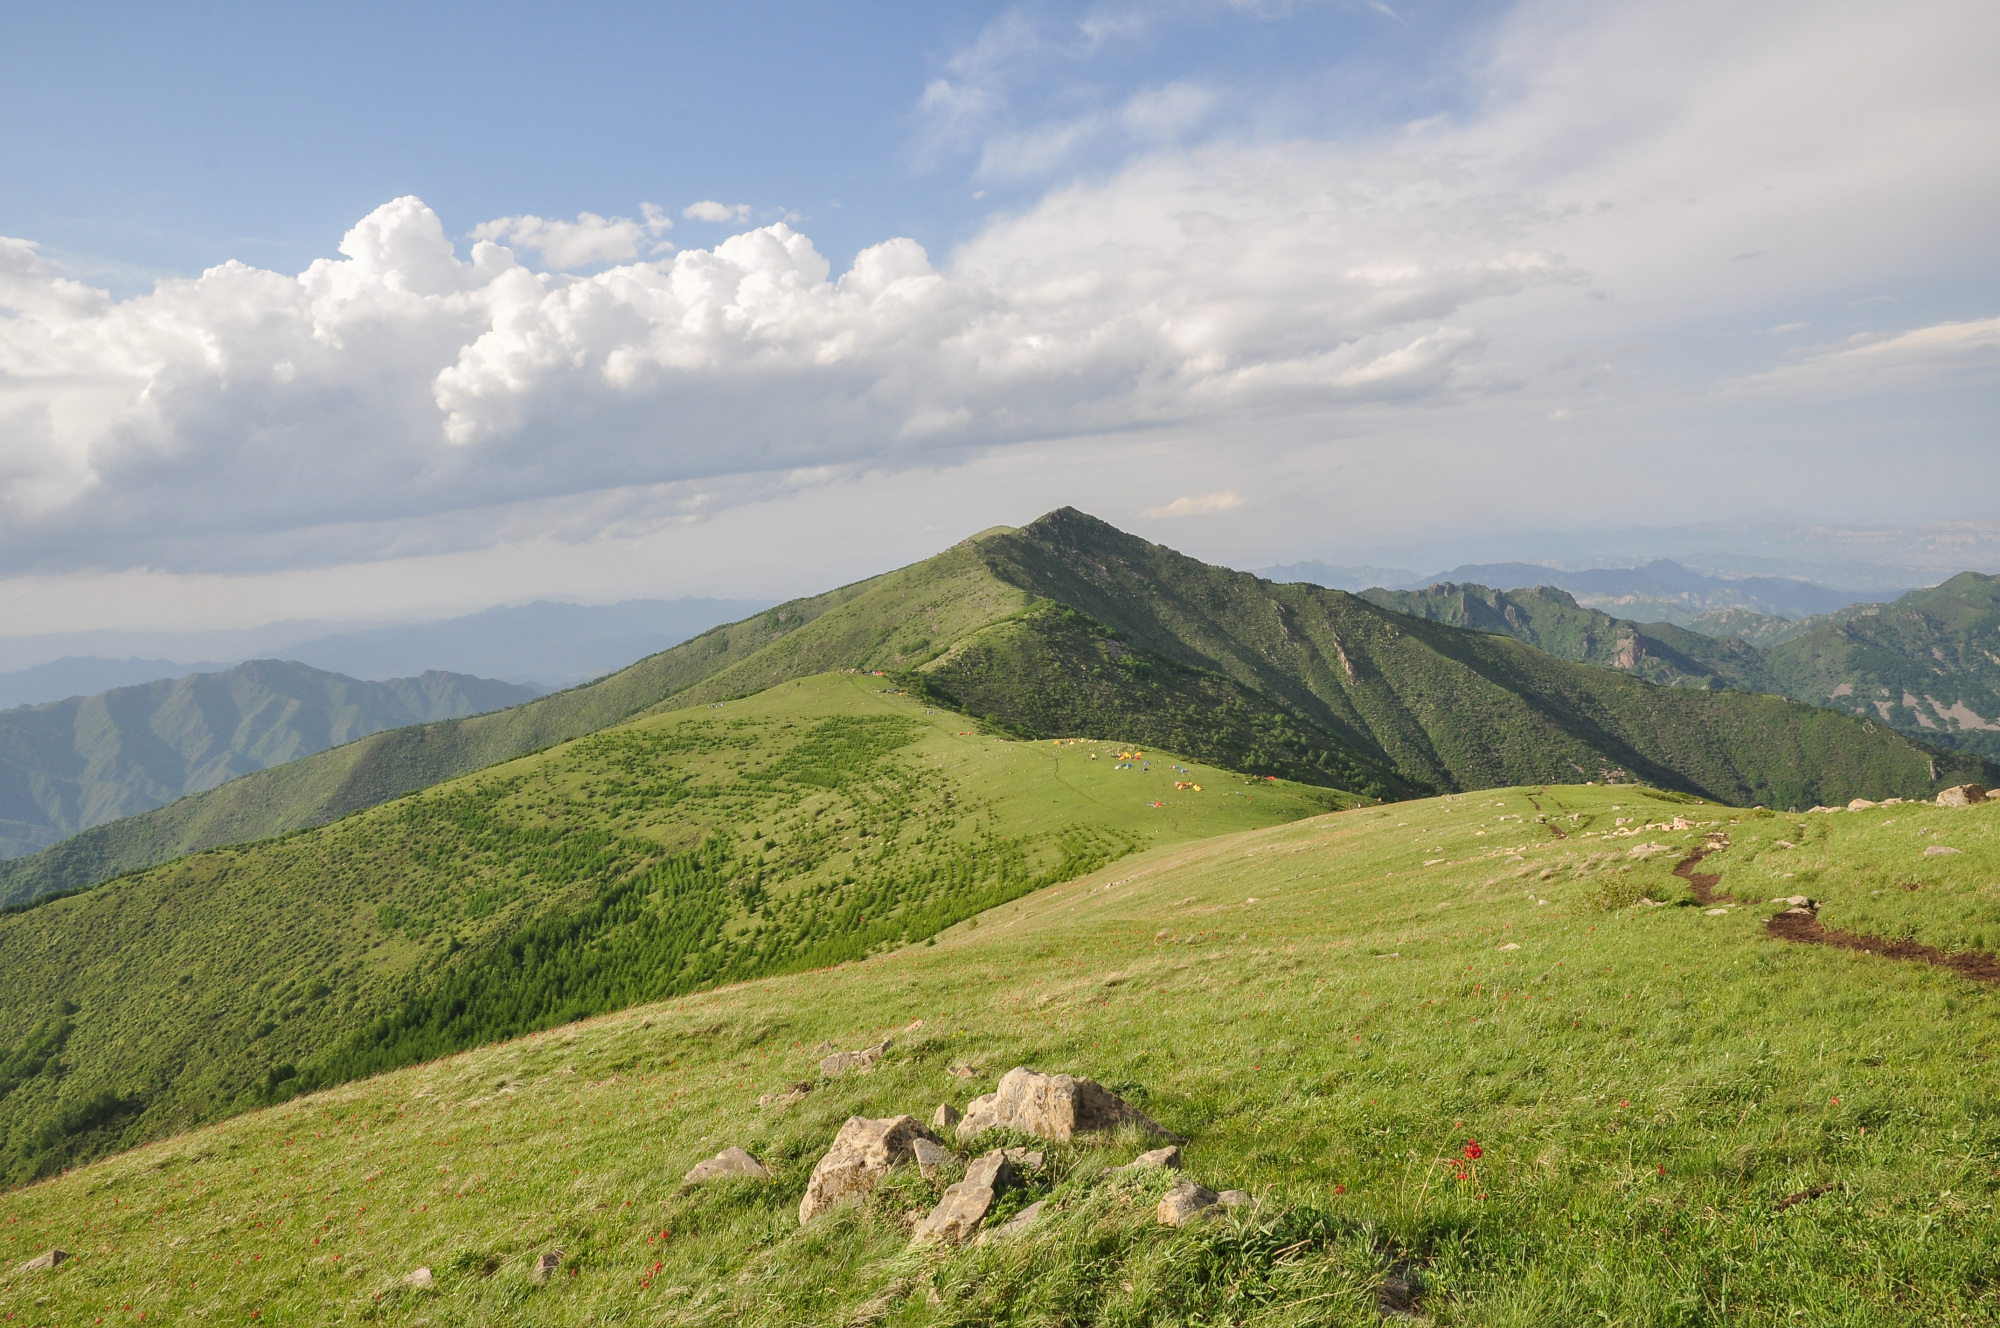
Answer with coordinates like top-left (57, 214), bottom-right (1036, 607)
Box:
top-left (0, 1), bottom-right (1995, 631)
top-left (5, 2), bottom-right (1488, 284)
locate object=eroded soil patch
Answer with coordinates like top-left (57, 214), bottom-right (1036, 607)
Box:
top-left (1765, 910), bottom-right (2000, 985)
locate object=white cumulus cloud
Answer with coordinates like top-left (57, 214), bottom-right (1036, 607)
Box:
top-left (469, 205), bottom-right (673, 271)
top-left (683, 200), bottom-right (756, 224)
top-left (1143, 491), bottom-right (1245, 518)
top-left (0, 0), bottom-right (1993, 577)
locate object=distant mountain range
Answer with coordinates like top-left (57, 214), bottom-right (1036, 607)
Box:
top-left (1366, 572), bottom-right (2000, 760)
top-left (0, 597), bottom-right (772, 708)
top-left (1259, 558), bottom-right (1895, 625)
top-left (0, 661), bottom-right (541, 859)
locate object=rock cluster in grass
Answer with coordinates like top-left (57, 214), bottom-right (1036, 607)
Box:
top-left (1936, 783), bottom-right (1990, 807)
top-left (790, 1065), bottom-right (1251, 1245)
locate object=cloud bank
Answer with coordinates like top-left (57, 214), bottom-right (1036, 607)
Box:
top-left (0, 0), bottom-right (1995, 577)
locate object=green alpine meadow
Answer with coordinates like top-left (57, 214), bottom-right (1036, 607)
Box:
top-left (1, 782), bottom-right (1995, 1325)
top-left (0, 513), bottom-right (1997, 1327)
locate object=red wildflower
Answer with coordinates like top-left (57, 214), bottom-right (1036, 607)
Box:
top-left (1462, 1139), bottom-right (1484, 1161)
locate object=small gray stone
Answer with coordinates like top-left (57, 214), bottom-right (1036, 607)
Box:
top-left (19, 1248), bottom-right (67, 1272)
top-left (1002, 1147), bottom-right (1044, 1170)
top-left (1378, 1265), bottom-right (1424, 1319)
top-left (403, 1267), bottom-right (434, 1288)
top-left (932, 1102), bottom-right (961, 1132)
top-left (760, 1080), bottom-right (814, 1109)
top-left (979, 1199), bottom-right (1047, 1245)
top-left (947, 1063), bottom-right (980, 1079)
top-left (1217, 1189), bottom-right (1251, 1208)
top-left (683, 1146), bottom-right (772, 1183)
top-left (912, 1136), bottom-right (956, 1179)
top-left (820, 1039), bottom-right (891, 1076)
top-left (1924, 845), bottom-right (1963, 857)
top-left (531, 1250), bottom-right (563, 1284)
top-left (1157, 1181), bottom-right (1219, 1226)
top-left (1115, 1145), bottom-right (1182, 1173)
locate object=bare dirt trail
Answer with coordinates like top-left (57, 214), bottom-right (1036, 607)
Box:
top-left (1675, 839), bottom-right (2000, 985)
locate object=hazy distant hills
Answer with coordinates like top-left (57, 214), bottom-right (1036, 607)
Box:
top-left (1260, 558), bottom-right (1892, 625)
top-left (0, 597), bottom-right (773, 707)
top-left (0, 661), bottom-right (541, 859)
top-left (0, 657), bottom-right (237, 711)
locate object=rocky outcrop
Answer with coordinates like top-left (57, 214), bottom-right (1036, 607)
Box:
top-left (912, 1149), bottom-right (1015, 1245)
top-left (956, 1067), bottom-right (1169, 1143)
top-left (1937, 783), bottom-right (1990, 807)
top-left (684, 1146), bottom-right (773, 1183)
top-left (800, 1115), bottom-right (941, 1223)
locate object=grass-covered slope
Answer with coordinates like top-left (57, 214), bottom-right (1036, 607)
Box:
top-left (1361, 582), bottom-right (1779, 693)
top-left (6, 787), bottom-right (1997, 1324)
top-left (0, 577), bottom-right (898, 907)
top-left (0, 673), bottom-right (1345, 1185)
top-left (0, 661), bottom-right (541, 862)
top-left (1766, 572), bottom-right (2000, 758)
top-left (970, 510), bottom-right (1992, 805)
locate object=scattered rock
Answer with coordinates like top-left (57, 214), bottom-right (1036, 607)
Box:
top-left (912, 1149), bottom-right (1016, 1245)
top-left (1783, 907), bottom-right (1814, 917)
top-left (811, 1039), bottom-right (836, 1056)
top-left (1936, 784), bottom-right (1990, 807)
top-left (403, 1267), bottom-right (434, 1288)
top-left (1497, 942), bottom-right (1520, 952)
top-left (531, 1250), bottom-right (563, 1284)
top-left (1003, 1147), bottom-right (1044, 1170)
top-left (1114, 1145), bottom-right (1183, 1173)
top-left (1848, 798), bottom-right (1878, 811)
top-left (800, 1115), bottom-right (942, 1223)
top-left (1924, 845), bottom-right (1963, 856)
top-left (1217, 1189), bottom-right (1252, 1208)
top-left (1770, 895), bottom-right (1812, 906)
top-left (1377, 1265), bottom-right (1425, 1319)
top-left (957, 1066), bottom-right (1170, 1143)
top-left (760, 1081), bottom-right (814, 1109)
top-left (1157, 1181), bottom-right (1219, 1226)
top-left (979, 1198), bottom-right (1047, 1244)
top-left (931, 1102), bottom-right (961, 1132)
top-left (820, 1039), bottom-right (892, 1076)
top-left (912, 1137), bottom-right (956, 1179)
top-left (684, 1146), bottom-right (773, 1184)
top-left (1704, 908), bottom-right (1730, 916)
top-left (946, 1063), bottom-right (981, 1080)
top-left (19, 1248), bottom-right (67, 1272)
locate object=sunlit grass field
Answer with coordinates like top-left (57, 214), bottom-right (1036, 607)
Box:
top-left (3, 784), bottom-right (1997, 1325)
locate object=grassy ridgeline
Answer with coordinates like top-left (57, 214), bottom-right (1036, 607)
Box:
top-left (0, 674), bottom-right (1346, 1185)
top-left (3, 787), bottom-right (1995, 1323)
top-left (10, 513), bottom-right (1990, 912)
